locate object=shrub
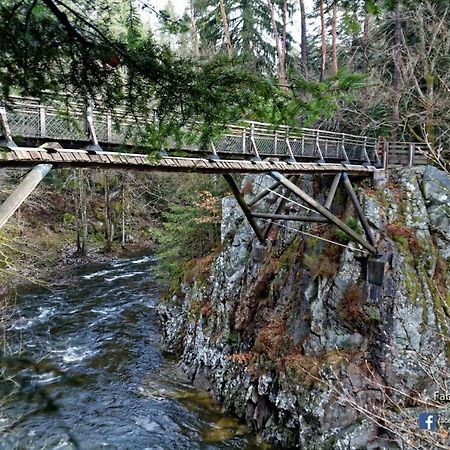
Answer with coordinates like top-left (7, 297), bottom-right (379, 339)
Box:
top-left (152, 176), bottom-right (226, 288)
top-left (254, 316), bottom-right (292, 360)
top-left (335, 217), bottom-right (363, 242)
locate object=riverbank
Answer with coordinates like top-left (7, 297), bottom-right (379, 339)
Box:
top-left (0, 254), bottom-right (264, 449)
top-left (0, 168), bottom-right (158, 295)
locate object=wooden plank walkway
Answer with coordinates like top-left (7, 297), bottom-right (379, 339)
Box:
top-left (0, 147), bottom-right (376, 175)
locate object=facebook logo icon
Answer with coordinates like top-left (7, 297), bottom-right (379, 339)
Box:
top-left (419, 413), bottom-right (438, 430)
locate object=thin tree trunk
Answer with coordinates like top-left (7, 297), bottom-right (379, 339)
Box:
top-left (219, 0), bottom-right (233, 58)
top-left (299, 0), bottom-right (308, 76)
top-left (362, 5), bottom-right (370, 72)
top-left (189, 0), bottom-right (200, 58)
top-left (104, 173), bottom-right (114, 252)
top-left (391, 0), bottom-right (402, 142)
top-left (282, 0), bottom-right (288, 81)
top-left (331, 1), bottom-right (338, 76)
top-left (319, 0), bottom-right (327, 81)
top-left (76, 169), bottom-right (88, 257)
top-left (121, 175), bottom-right (126, 248)
top-left (267, 0), bottom-right (286, 85)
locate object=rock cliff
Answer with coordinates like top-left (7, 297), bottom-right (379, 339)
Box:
top-left (159, 166), bottom-right (450, 449)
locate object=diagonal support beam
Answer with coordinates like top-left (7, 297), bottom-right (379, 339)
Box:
top-left (0, 107), bottom-right (16, 149)
top-left (263, 175), bottom-right (300, 240)
top-left (0, 164), bottom-right (53, 230)
top-left (223, 174), bottom-right (265, 244)
top-left (252, 213), bottom-right (328, 223)
top-left (248, 179), bottom-right (282, 207)
top-left (324, 173), bottom-right (341, 209)
top-left (268, 171), bottom-right (378, 255)
top-left (85, 107), bottom-right (103, 154)
top-left (341, 172), bottom-right (377, 248)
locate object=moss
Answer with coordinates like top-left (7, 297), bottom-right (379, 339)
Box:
top-left (228, 330), bottom-right (239, 346)
top-left (322, 436), bottom-right (338, 450)
top-left (362, 305), bottom-right (383, 324)
top-left (187, 298), bottom-right (203, 321)
top-left (278, 237), bottom-right (302, 270)
top-left (402, 262), bottom-right (420, 305)
top-left (335, 217), bottom-right (363, 242)
top-left (393, 234), bottom-right (409, 249)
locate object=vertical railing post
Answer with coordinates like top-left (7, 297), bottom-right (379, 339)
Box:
top-left (408, 143), bottom-right (414, 167)
top-left (106, 113), bottom-right (112, 143)
top-left (0, 107), bottom-right (16, 148)
top-left (383, 141), bottom-right (389, 170)
top-left (362, 136), bottom-right (371, 164)
top-left (250, 122), bottom-right (261, 161)
top-left (341, 135), bottom-right (349, 162)
top-left (39, 106), bottom-right (46, 138)
top-left (301, 135), bottom-right (305, 157)
top-left (274, 130), bottom-right (278, 156)
top-left (242, 128), bottom-right (247, 154)
top-left (315, 130), bottom-right (325, 162)
top-left (285, 126), bottom-right (295, 162)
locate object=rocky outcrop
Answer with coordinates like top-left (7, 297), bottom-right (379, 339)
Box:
top-left (159, 167), bottom-right (450, 449)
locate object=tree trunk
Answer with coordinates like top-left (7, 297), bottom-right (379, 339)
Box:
top-left (121, 175), bottom-right (126, 248)
top-left (104, 173), bottom-right (114, 252)
top-left (331, 1), bottom-right (338, 76)
top-left (282, 0), bottom-right (288, 81)
top-left (362, 5), bottom-right (370, 72)
top-left (319, 0), bottom-right (327, 81)
top-left (219, 0), bottom-right (233, 58)
top-left (76, 169), bottom-right (88, 258)
top-left (391, 0), bottom-right (402, 142)
top-left (189, 0), bottom-right (200, 58)
top-left (299, 0), bottom-right (308, 76)
top-left (267, 0), bottom-right (286, 85)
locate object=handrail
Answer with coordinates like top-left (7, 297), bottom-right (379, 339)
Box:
top-left (1, 96), bottom-right (428, 167)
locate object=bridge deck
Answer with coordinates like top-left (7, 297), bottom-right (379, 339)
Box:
top-left (2, 97), bottom-right (381, 165)
top-left (0, 147), bottom-right (375, 175)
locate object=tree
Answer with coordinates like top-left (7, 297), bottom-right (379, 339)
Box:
top-left (267, 0), bottom-right (286, 84)
top-left (153, 175), bottom-right (225, 286)
top-left (189, 0), bottom-right (201, 57)
top-left (331, 1), bottom-right (338, 76)
top-left (298, 0), bottom-right (308, 76)
top-left (391, 0), bottom-right (402, 142)
top-left (219, 0), bottom-right (233, 58)
top-left (75, 170), bottom-right (88, 257)
top-left (0, 0), bottom-right (286, 147)
top-left (319, 0), bottom-right (327, 81)
top-left (195, 0), bottom-right (281, 74)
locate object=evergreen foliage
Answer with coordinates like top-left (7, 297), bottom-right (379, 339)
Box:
top-left (152, 175), bottom-right (225, 286)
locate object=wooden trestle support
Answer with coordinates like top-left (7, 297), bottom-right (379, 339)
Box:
top-left (0, 104), bottom-right (387, 285)
top-left (222, 169), bottom-right (387, 286)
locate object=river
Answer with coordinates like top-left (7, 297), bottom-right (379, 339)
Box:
top-left (0, 255), bottom-right (261, 449)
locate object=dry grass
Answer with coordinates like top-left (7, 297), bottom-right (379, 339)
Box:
top-left (386, 223), bottom-right (422, 256)
top-left (254, 316), bottom-right (292, 360)
top-left (337, 283), bottom-right (365, 325)
top-left (227, 352), bottom-right (255, 365)
top-left (303, 242), bottom-right (343, 279)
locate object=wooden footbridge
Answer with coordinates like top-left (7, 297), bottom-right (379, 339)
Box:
top-left (0, 96), bottom-right (428, 283)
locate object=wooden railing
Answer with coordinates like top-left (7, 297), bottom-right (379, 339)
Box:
top-left (380, 141), bottom-right (430, 168)
top-left (1, 96), bottom-right (431, 168)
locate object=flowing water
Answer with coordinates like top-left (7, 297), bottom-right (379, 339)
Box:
top-left (0, 255), bottom-right (261, 449)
